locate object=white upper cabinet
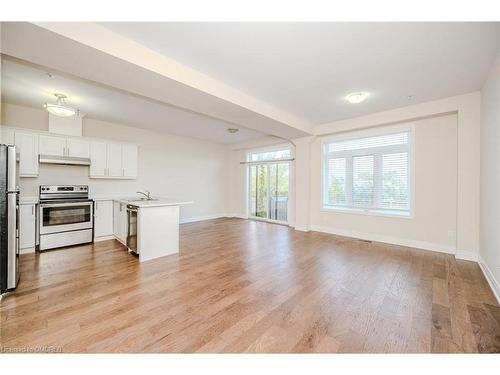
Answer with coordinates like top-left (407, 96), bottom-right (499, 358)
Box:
top-left (15, 131), bottom-right (39, 177)
top-left (40, 134), bottom-right (90, 159)
top-left (122, 143), bottom-right (138, 178)
top-left (90, 141), bottom-right (107, 177)
top-left (39, 134), bottom-right (66, 157)
top-left (67, 137), bottom-right (90, 158)
top-left (0, 127), bottom-right (15, 145)
top-left (2, 126), bottom-right (138, 179)
top-left (106, 143), bottom-right (123, 177)
top-left (89, 141), bottom-right (137, 179)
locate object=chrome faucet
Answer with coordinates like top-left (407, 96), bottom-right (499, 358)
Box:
top-left (136, 190), bottom-right (152, 200)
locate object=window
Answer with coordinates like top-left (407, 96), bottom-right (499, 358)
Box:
top-left (247, 146), bottom-right (291, 223)
top-left (323, 130), bottom-right (411, 216)
top-left (249, 149), bottom-right (291, 162)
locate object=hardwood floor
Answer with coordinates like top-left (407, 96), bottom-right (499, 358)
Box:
top-left (1, 218), bottom-right (499, 353)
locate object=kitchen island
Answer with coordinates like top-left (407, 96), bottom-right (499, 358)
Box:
top-left (115, 198), bottom-right (193, 262)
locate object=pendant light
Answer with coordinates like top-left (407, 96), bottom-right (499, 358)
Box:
top-left (44, 93), bottom-right (78, 117)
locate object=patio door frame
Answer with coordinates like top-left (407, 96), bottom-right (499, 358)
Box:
top-left (246, 145), bottom-right (293, 226)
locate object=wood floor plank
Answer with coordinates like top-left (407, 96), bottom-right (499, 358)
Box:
top-left (1, 218), bottom-right (498, 353)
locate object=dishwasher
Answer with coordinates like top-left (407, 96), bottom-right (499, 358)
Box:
top-left (126, 205), bottom-right (138, 254)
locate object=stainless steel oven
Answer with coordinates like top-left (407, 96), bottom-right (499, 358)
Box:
top-left (38, 185), bottom-right (94, 251)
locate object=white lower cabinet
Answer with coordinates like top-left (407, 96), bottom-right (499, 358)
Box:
top-left (113, 201), bottom-right (128, 244)
top-left (20, 203), bottom-right (36, 251)
top-left (94, 200), bottom-right (114, 238)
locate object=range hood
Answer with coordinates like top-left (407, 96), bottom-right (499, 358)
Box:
top-left (39, 154), bottom-right (91, 166)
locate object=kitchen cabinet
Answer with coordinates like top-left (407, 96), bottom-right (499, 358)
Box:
top-left (40, 134), bottom-right (90, 159)
top-left (0, 127), bottom-right (15, 145)
top-left (2, 126), bottom-right (138, 179)
top-left (94, 200), bottom-right (114, 238)
top-left (89, 141), bottom-right (107, 177)
top-left (90, 141), bottom-right (138, 179)
top-left (20, 203), bottom-right (36, 250)
top-left (66, 137), bottom-right (90, 158)
top-left (113, 201), bottom-right (128, 244)
top-left (122, 144), bottom-right (138, 178)
top-left (15, 131), bottom-right (39, 177)
top-left (39, 134), bottom-right (66, 156)
top-left (106, 143), bottom-right (122, 177)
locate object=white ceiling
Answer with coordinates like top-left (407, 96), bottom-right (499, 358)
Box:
top-left (100, 22), bottom-right (500, 124)
top-left (1, 57), bottom-right (265, 144)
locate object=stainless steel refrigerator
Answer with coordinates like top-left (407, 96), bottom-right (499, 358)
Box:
top-left (0, 144), bottom-right (20, 294)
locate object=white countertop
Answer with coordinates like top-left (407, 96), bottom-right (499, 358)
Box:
top-left (19, 195), bottom-right (193, 208)
top-left (113, 197), bottom-right (193, 208)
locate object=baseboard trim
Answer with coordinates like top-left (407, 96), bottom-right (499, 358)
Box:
top-left (180, 213), bottom-right (227, 224)
top-left (309, 225), bottom-right (456, 255)
top-left (94, 235), bottom-right (115, 242)
top-left (294, 225), bottom-right (310, 232)
top-left (455, 251), bottom-right (478, 262)
top-left (20, 247), bottom-right (35, 254)
top-left (225, 213), bottom-right (248, 220)
top-left (478, 256), bottom-right (500, 304)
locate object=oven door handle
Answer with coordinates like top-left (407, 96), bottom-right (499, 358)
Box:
top-left (40, 202), bottom-right (93, 208)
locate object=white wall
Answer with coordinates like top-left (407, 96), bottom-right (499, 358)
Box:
top-left (1, 102), bottom-right (230, 222)
top-left (479, 52), bottom-right (500, 301)
top-left (309, 114), bottom-right (458, 253)
top-left (228, 92), bottom-right (481, 261)
top-left (305, 92), bottom-right (481, 260)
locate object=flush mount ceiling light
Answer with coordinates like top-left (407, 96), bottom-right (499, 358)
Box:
top-left (44, 93), bottom-right (78, 117)
top-left (227, 128), bottom-right (239, 134)
top-left (345, 92), bottom-right (370, 104)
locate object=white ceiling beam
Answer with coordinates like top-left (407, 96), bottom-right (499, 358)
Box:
top-left (1, 22), bottom-right (313, 139)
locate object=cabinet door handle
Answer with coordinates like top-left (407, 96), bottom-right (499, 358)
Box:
top-left (32, 205), bottom-right (34, 215)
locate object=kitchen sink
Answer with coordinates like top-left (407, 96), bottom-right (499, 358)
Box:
top-left (128, 198), bottom-right (159, 202)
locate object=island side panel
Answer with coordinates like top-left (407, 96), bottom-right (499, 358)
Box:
top-left (137, 205), bottom-right (180, 262)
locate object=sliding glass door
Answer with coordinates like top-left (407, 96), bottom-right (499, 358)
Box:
top-left (249, 162), bottom-right (290, 223)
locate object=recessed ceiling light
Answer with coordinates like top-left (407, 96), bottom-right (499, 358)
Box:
top-left (345, 92), bottom-right (370, 104)
top-left (227, 128), bottom-right (239, 134)
top-left (44, 93), bottom-right (78, 117)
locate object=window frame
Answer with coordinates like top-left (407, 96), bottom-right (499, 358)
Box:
top-left (245, 143), bottom-right (294, 225)
top-left (321, 124), bottom-right (415, 219)
top-left (246, 143), bottom-right (293, 163)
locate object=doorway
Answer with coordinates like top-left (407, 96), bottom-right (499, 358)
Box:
top-left (248, 161), bottom-right (290, 224)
